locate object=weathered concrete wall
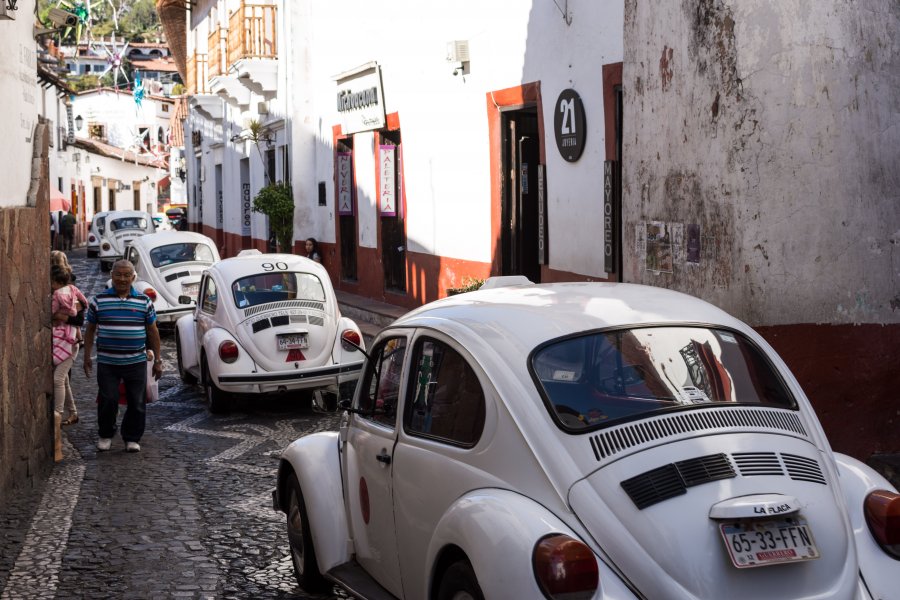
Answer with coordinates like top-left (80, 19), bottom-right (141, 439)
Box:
top-left (622, 0), bottom-right (900, 458)
top-left (0, 122), bottom-right (53, 506)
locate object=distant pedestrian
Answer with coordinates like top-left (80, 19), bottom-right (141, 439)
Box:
top-left (50, 211), bottom-right (59, 250)
top-left (82, 259), bottom-right (162, 453)
top-left (61, 210), bottom-right (76, 251)
top-left (304, 238), bottom-right (322, 263)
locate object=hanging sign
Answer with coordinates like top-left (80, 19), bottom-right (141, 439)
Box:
top-left (241, 182), bottom-right (251, 236)
top-left (66, 103), bottom-right (75, 144)
top-left (604, 160), bottom-right (617, 273)
top-left (554, 88), bottom-right (586, 162)
top-left (379, 145), bottom-right (396, 216)
top-left (337, 152), bottom-right (354, 215)
top-left (335, 64), bottom-right (386, 134)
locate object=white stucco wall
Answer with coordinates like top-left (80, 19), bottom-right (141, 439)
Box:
top-left (0, 4), bottom-right (38, 207)
top-left (622, 0), bottom-right (900, 325)
top-left (72, 90), bottom-right (171, 152)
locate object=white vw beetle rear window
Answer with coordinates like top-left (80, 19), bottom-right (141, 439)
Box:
top-left (231, 272), bottom-right (325, 308)
top-left (531, 327), bottom-right (796, 431)
top-left (110, 217), bottom-right (148, 231)
top-left (150, 243), bottom-right (215, 267)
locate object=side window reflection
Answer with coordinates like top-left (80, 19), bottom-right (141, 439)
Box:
top-left (405, 338), bottom-right (485, 447)
top-left (201, 277), bottom-right (218, 314)
top-left (356, 337), bottom-right (407, 428)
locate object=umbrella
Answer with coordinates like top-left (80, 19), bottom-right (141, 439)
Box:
top-left (50, 188), bottom-right (71, 212)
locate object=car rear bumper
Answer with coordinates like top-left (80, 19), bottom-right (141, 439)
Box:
top-left (217, 361), bottom-right (363, 394)
top-left (154, 306), bottom-right (194, 323)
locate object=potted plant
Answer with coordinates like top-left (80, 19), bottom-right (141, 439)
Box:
top-left (252, 183), bottom-right (294, 253)
top-left (446, 277), bottom-right (485, 296)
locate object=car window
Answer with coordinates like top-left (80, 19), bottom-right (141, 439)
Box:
top-left (231, 272), bottom-right (325, 308)
top-left (405, 338), bottom-right (485, 447)
top-left (96, 216), bottom-right (106, 234)
top-left (126, 247), bottom-right (139, 267)
top-left (149, 243), bottom-right (215, 267)
top-left (110, 217), bottom-right (148, 231)
top-left (356, 337), bottom-right (407, 428)
top-left (200, 277), bottom-right (218, 314)
top-left (532, 326), bottom-right (797, 432)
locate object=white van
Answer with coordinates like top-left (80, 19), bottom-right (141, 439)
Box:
top-left (98, 210), bottom-right (155, 272)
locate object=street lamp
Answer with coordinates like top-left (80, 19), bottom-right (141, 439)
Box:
top-left (74, 115), bottom-right (83, 130)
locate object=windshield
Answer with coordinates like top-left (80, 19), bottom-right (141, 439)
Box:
top-left (231, 272), bottom-right (325, 308)
top-left (95, 216), bottom-right (106, 235)
top-left (110, 217), bottom-right (147, 231)
top-left (531, 326), bottom-right (796, 432)
top-left (149, 243), bottom-right (216, 267)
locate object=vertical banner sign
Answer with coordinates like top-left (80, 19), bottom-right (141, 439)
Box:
top-left (66, 103), bottom-right (75, 145)
top-left (537, 164), bottom-right (545, 264)
top-left (379, 145), bottom-right (396, 216)
top-left (241, 183), bottom-right (251, 236)
top-left (337, 152), bottom-right (354, 215)
top-left (604, 161), bottom-right (616, 273)
top-left (216, 189), bottom-right (223, 230)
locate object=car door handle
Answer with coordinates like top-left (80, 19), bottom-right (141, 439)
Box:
top-left (376, 451), bottom-right (392, 465)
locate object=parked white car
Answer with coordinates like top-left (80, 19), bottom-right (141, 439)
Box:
top-left (98, 210), bottom-right (155, 272)
top-left (86, 211), bottom-right (109, 258)
top-left (175, 251), bottom-right (366, 413)
top-left (273, 278), bottom-right (900, 600)
top-left (119, 231), bottom-right (220, 324)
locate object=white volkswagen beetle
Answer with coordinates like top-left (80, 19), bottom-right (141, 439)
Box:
top-left (86, 211), bottom-right (109, 258)
top-left (119, 231), bottom-right (220, 323)
top-left (98, 210), bottom-right (155, 272)
top-left (273, 279), bottom-right (899, 600)
top-left (175, 251), bottom-right (366, 413)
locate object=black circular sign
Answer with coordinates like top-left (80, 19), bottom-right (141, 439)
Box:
top-left (554, 89), bottom-right (586, 162)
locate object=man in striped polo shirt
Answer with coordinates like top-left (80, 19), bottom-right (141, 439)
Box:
top-left (83, 260), bottom-right (162, 453)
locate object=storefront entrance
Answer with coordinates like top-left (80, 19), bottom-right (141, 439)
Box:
top-left (379, 129), bottom-right (406, 293)
top-left (501, 107), bottom-right (542, 283)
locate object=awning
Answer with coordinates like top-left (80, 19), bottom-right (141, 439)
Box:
top-left (50, 188), bottom-right (71, 212)
top-left (158, 175), bottom-right (170, 188)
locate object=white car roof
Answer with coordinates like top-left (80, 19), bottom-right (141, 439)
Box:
top-left (210, 252), bottom-right (327, 282)
top-left (105, 210), bottom-right (151, 219)
top-left (130, 231), bottom-right (218, 251)
top-left (395, 282), bottom-right (748, 350)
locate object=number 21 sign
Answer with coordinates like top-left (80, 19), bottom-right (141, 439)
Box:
top-left (554, 89), bottom-right (586, 162)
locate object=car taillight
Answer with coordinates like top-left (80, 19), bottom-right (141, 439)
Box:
top-left (864, 489), bottom-right (900, 558)
top-left (88, 234), bottom-right (96, 243)
top-left (533, 534), bottom-right (598, 600)
top-left (102, 242), bottom-right (111, 250)
top-left (144, 287), bottom-right (157, 301)
top-left (219, 340), bottom-right (239, 363)
top-left (341, 329), bottom-right (362, 351)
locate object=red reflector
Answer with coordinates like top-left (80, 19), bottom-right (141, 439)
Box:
top-left (219, 340), bottom-right (239, 363)
top-left (144, 287), bottom-right (157, 301)
top-left (102, 243), bottom-right (111, 250)
top-left (865, 489), bottom-right (900, 546)
top-left (341, 329), bottom-right (362, 350)
top-left (533, 534), bottom-right (598, 600)
top-left (88, 235), bottom-right (96, 242)
top-left (286, 348), bottom-right (306, 362)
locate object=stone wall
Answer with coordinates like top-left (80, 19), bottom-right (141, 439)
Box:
top-left (0, 122), bottom-right (53, 506)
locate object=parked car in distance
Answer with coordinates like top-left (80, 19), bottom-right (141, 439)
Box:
top-left (86, 211), bottom-right (109, 258)
top-left (175, 250), bottom-right (366, 413)
top-left (118, 231), bottom-right (220, 324)
top-left (98, 210), bottom-right (155, 272)
top-left (273, 278), bottom-right (900, 600)
top-left (152, 213), bottom-right (173, 231)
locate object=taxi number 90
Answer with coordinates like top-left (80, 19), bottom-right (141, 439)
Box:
top-left (262, 262), bottom-right (289, 271)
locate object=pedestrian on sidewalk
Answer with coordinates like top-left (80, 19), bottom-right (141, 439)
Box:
top-left (60, 210), bottom-right (76, 252)
top-left (82, 259), bottom-right (162, 453)
top-left (304, 237), bottom-right (322, 263)
top-left (51, 265), bottom-right (85, 460)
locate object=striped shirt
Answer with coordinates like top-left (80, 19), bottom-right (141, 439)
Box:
top-left (86, 287), bottom-right (157, 365)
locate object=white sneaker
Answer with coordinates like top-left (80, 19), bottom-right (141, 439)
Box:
top-left (126, 441), bottom-right (141, 453)
top-left (97, 438), bottom-right (112, 451)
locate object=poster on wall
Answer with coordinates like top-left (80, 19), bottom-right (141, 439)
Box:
top-left (379, 144), bottom-right (396, 216)
top-left (241, 182), bottom-right (251, 236)
top-left (645, 221), bottom-right (674, 273)
top-left (337, 152), bottom-right (353, 215)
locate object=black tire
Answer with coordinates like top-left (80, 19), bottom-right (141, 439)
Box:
top-left (286, 473), bottom-right (329, 593)
top-left (176, 333), bottom-right (197, 384)
top-left (202, 356), bottom-right (231, 414)
top-left (437, 560), bottom-right (484, 600)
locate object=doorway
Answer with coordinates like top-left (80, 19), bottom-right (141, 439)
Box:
top-left (379, 129), bottom-right (406, 293)
top-left (335, 138), bottom-right (358, 281)
top-left (501, 108), bottom-right (542, 283)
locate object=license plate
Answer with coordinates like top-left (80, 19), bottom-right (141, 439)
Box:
top-left (277, 333), bottom-right (308, 350)
top-left (181, 282), bottom-right (199, 300)
top-left (720, 517), bottom-right (819, 568)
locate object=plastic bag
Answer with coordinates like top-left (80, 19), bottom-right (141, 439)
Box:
top-left (145, 351), bottom-right (159, 403)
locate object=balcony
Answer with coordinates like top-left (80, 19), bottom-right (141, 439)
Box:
top-left (227, 2), bottom-right (278, 96)
top-left (207, 21), bottom-right (250, 109)
top-left (186, 53), bottom-right (209, 95)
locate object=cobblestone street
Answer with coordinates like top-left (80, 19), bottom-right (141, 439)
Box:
top-left (0, 250), bottom-right (350, 599)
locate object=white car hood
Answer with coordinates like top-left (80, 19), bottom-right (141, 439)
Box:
top-left (153, 263), bottom-right (208, 305)
top-left (568, 432), bottom-right (860, 599)
top-left (234, 300), bottom-right (337, 372)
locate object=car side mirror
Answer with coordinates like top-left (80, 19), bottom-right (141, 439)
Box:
top-left (178, 295), bottom-right (196, 305)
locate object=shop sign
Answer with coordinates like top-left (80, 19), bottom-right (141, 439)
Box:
top-left (337, 152), bottom-right (354, 215)
top-left (379, 145), bottom-right (396, 216)
top-left (335, 64), bottom-right (386, 134)
top-left (554, 88), bottom-right (586, 162)
top-left (241, 182), bottom-right (251, 236)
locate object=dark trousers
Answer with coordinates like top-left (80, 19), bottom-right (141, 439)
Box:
top-left (97, 361), bottom-right (147, 442)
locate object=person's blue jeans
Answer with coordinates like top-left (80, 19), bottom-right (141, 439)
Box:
top-left (97, 361), bottom-right (147, 442)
